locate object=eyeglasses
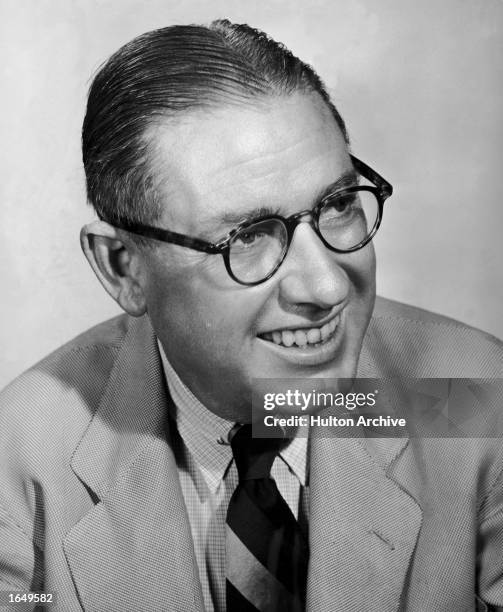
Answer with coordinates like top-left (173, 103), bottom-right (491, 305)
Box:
top-left (109, 156), bottom-right (392, 286)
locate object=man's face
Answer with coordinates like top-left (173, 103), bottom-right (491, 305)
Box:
top-left (140, 94), bottom-right (375, 421)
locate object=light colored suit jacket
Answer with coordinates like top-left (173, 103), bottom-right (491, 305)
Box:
top-left (0, 297), bottom-right (502, 611)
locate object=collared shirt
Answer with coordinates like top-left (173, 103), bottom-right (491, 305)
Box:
top-left (158, 342), bottom-right (309, 612)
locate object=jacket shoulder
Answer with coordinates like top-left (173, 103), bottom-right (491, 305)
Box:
top-left (0, 315), bottom-right (131, 449)
top-left (365, 296), bottom-right (503, 377)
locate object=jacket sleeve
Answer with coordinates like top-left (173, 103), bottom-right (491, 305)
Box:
top-left (0, 498), bottom-right (40, 591)
top-left (478, 456), bottom-right (503, 608)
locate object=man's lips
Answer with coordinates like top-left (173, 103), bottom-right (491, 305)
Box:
top-left (258, 314), bottom-right (340, 348)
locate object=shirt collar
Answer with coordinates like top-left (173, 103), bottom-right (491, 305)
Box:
top-left (158, 340), bottom-right (308, 492)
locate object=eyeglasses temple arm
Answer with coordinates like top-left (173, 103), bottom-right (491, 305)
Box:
top-left (105, 219), bottom-right (223, 254)
top-left (350, 155), bottom-right (393, 198)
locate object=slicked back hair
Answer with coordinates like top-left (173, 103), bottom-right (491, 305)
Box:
top-left (82, 20), bottom-right (349, 228)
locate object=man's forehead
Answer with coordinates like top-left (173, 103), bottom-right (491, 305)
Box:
top-left (145, 93), bottom-right (350, 229)
top-left (148, 94), bottom-right (342, 172)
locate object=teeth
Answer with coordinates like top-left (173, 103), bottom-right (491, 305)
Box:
top-left (281, 330), bottom-right (295, 347)
top-left (307, 328), bottom-right (321, 344)
top-left (264, 315), bottom-right (339, 348)
top-left (320, 322), bottom-right (331, 341)
top-left (294, 330), bottom-right (308, 347)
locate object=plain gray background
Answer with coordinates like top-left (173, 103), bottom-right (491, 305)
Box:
top-left (1, 0), bottom-right (502, 389)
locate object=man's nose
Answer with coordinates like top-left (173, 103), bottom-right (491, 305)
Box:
top-left (277, 222), bottom-right (350, 309)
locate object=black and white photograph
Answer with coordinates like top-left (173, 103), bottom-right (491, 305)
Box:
top-left (1, 1), bottom-right (502, 610)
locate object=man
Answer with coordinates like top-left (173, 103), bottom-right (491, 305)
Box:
top-left (0, 20), bottom-right (502, 612)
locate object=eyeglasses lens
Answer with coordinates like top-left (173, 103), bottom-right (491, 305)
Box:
top-left (318, 190), bottom-right (379, 250)
top-left (229, 219), bottom-right (288, 284)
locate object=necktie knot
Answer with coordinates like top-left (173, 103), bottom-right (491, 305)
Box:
top-left (230, 424), bottom-right (284, 481)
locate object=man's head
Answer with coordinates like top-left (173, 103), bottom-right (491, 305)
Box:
top-left (81, 21), bottom-right (377, 421)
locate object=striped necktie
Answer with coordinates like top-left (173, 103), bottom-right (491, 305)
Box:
top-left (226, 424), bottom-right (309, 611)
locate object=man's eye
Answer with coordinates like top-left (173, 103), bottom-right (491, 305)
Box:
top-left (239, 230), bottom-right (261, 244)
top-left (322, 193), bottom-right (359, 219)
top-left (233, 229), bottom-right (266, 248)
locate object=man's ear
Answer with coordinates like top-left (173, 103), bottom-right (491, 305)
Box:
top-left (80, 220), bottom-right (147, 317)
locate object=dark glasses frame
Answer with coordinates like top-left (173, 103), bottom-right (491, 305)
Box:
top-left (107, 155), bottom-right (393, 286)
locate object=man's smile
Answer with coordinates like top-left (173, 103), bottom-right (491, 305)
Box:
top-left (256, 311), bottom-right (345, 367)
top-left (259, 314), bottom-right (340, 348)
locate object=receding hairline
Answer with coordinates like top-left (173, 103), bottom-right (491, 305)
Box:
top-left (140, 90), bottom-right (348, 222)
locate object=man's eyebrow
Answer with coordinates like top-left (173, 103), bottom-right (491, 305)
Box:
top-left (202, 170), bottom-right (359, 234)
top-left (317, 170), bottom-right (359, 201)
top-left (219, 206), bottom-right (281, 227)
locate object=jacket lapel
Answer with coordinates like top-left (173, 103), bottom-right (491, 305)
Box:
top-left (63, 316), bottom-right (204, 612)
top-left (307, 335), bottom-right (423, 611)
top-left (308, 431), bottom-right (421, 612)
